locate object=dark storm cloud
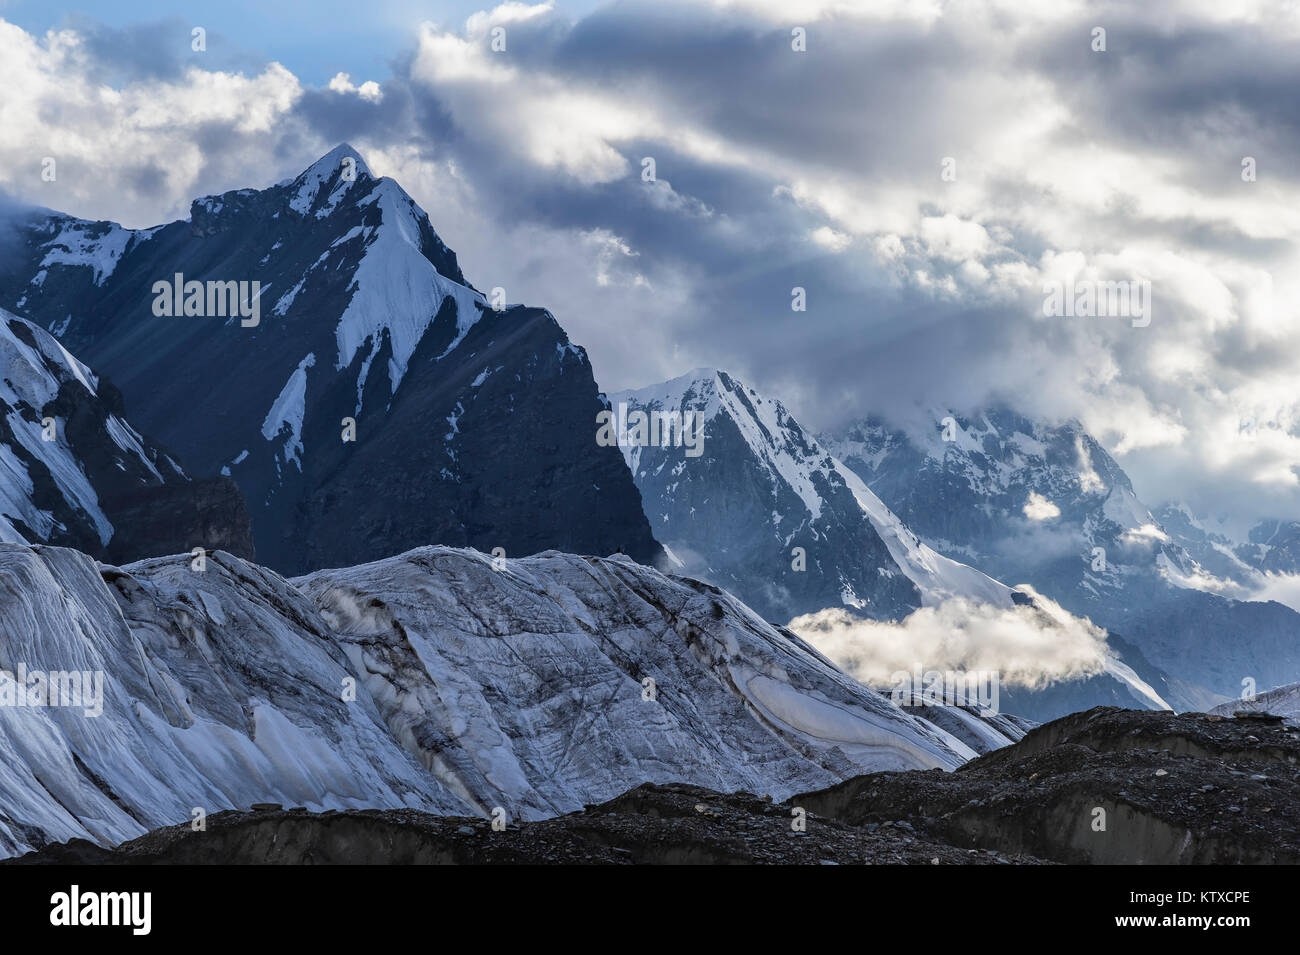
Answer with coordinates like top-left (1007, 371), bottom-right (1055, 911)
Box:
top-left (546, 2), bottom-right (982, 177)
top-left (1027, 9), bottom-right (1300, 185)
top-left (0, 190), bottom-right (50, 262)
top-left (251, 2), bottom-right (1267, 452)
top-left (293, 82), bottom-right (459, 152)
top-left (58, 15), bottom-right (266, 84)
top-left (5, 2), bottom-right (1299, 525)
top-left (252, 6), bottom-right (987, 394)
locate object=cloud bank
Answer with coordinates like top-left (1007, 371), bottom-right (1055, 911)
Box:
top-left (789, 589), bottom-right (1111, 690)
top-left (1, 1), bottom-right (1299, 527)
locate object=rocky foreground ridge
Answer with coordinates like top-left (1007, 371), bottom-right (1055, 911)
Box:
top-left (12, 707), bottom-right (1296, 864)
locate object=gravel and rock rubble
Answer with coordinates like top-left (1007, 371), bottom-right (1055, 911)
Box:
top-left (795, 707), bottom-right (1300, 864)
top-left (7, 783), bottom-right (1049, 865)
top-left (15, 707), bottom-right (1296, 865)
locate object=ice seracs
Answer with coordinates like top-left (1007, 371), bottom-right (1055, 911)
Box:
top-left (0, 540), bottom-right (1008, 858)
top-left (0, 542), bottom-right (464, 858)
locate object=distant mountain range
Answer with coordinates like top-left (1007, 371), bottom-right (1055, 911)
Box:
top-left (1154, 504), bottom-right (1300, 585)
top-left (612, 368), bottom-right (1020, 620)
top-left (603, 365), bottom-right (1300, 716)
top-left (611, 368), bottom-right (1174, 720)
top-left (821, 409), bottom-right (1300, 709)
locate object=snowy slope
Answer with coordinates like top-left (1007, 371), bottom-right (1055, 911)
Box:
top-left (835, 455), bottom-right (1169, 713)
top-left (270, 145), bottom-right (487, 409)
top-left (0, 307), bottom-right (251, 562)
top-left (1, 307), bottom-right (123, 545)
top-left (17, 217), bottom-right (144, 307)
top-left (1155, 504), bottom-right (1300, 588)
top-left (614, 369), bottom-right (920, 621)
top-left (834, 458), bottom-right (1016, 609)
top-left (0, 540), bottom-right (994, 858)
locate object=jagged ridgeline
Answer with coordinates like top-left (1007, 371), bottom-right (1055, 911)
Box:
top-left (612, 368), bottom-right (1174, 721)
top-left (0, 145), bottom-right (661, 572)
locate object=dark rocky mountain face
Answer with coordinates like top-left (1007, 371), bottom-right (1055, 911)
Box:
top-left (0, 307), bottom-right (251, 562)
top-left (0, 144), bottom-right (660, 573)
top-left (100, 477), bottom-right (253, 565)
top-left (274, 303), bottom-right (653, 573)
top-left (1243, 519), bottom-right (1300, 574)
top-left (796, 707), bottom-right (1300, 865)
top-left (822, 410), bottom-right (1300, 708)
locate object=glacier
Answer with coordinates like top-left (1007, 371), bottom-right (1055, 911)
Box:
top-left (0, 540), bottom-right (1007, 858)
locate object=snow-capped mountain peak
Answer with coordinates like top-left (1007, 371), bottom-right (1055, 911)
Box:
top-left (614, 371), bottom-right (1177, 720)
top-left (286, 142), bottom-right (372, 218)
top-left (0, 144), bottom-right (662, 574)
top-left (330, 174), bottom-right (485, 392)
top-left (821, 407), bottom-right (1186, 592)
top-left (612, 369), bottom-right (1027, 620)
top-left (614, 367), bottom-right (837, 522)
